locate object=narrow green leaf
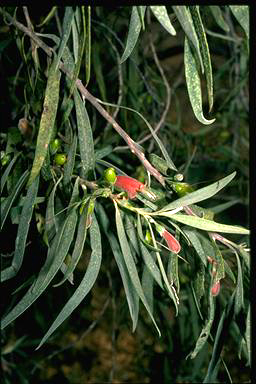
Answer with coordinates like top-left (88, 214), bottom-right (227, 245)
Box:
top-left (120, 6), bottom-right (146, 63)
top-left (124, 214), bottom-right (140, 256)
top-left (137, 6), bottom-right (146, 30)
top-left (150, 6), bottom-right (176, 35)
top-left (36, 213), bottom-right (101, 349)
top-left (36, 7), bottom-right (57, 27)
top-left (173, 6), bottom-right (203, 72)
top-left (184, 36), bottom-right (215, 125)
top-left (1, 208), bottom-right (78, 330)
top-left (97, 204), bottom-right (139, 331)
top-left (142, 265), bottom-right (154, 315)
top-left (54, 7), bottom-right (74, 71)
top-left (162, 214), bottom-right (250, 235)
top-left (63, 134), bottom-right (77, 186)
top-left (32, 208), bottom-right (78, 293)
top-left (157, 172), bottom-right (237, 212)
top-left (190, 6), bottom-right (214, 112)
top-left (69, 7), bottom-right (86, 96)
top-left (53, 202), bottom-right (89, 287)
top-left (1, 152), bottom-right (21, 194)
top-left (71, 7), bottom-right (80, 63)
top-left (209, 6), bottom-right (230, 32)
top-left (45, 175), bottom-right (63, 245)
top-left (234, 250), bottom-right (244, 315)
top-left (115, 202), bottom-right (160, 336)
top-left (0, 169), bottom-right (29, 231)
top-left (27, 61), bottom-right (61, 186)
top-left (1, 175), bottom-right (39, 282)
top-left (246, 304), bottom-right (251, 366)
top-left (237, 245), bottom-right (250, 270)
top-left (183, 228), bottom-right (207, 266)
top-left (92, 43), bottom-right (107, 102)
top-left (224, 260), bottom-right (236, 284)
top-left (148, 221), bottom-right (179, 315)
top-left (85, 6), bottom-right (91, 85)
top-left (193, 262), bottom-right (205, 303)
top-left (230, 6), bottom-right (249, 40)
top-left (74, 88), bottom-right (95, 177)
top-left (189, 290), bottom-right (215, 359)
top-left (203, 292), bottom-right (235, 382)
top-left (210, 199), bottom-right (241, 214)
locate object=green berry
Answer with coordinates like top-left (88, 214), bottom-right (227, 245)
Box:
top-left (1, 153), bottom-right (11, 166)
top-left (104, 167), bottom-right (117, 184)
top-left (54, 153), bottom-right (67, 165)
top-left (145, 230), bottom-right (152, 244)
top-left (50, 138), bottom-right (62, 154)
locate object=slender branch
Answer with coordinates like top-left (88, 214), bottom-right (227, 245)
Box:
top-left (0, 8), bottom-right (165, 186)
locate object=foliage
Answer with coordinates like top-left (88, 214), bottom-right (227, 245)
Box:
top-left (0, 6), bottom-right (249, 383)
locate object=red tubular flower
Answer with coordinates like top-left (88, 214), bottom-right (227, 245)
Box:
top-left (156, 225), bottom-right (181, 254)
top-left (114, 175), bottom-right (145, 199)
top-left (211, 280), bottom-right (221, 296)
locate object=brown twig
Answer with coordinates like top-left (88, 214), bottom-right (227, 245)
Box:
top-left (1, 8), bottom-right (165, 186)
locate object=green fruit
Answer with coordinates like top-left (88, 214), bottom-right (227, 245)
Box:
top-left (54, 153), bottom-right (67, 165)
top-left (104, 167), bottom-right (117, 184)
top-left (145, 230), bottom-right (152, 244)
top-left (1, 153), bottom-right (11, 166)
top-left (50, 138), bottom-right (62, 154)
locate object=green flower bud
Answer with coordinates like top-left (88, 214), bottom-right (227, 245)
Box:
top-left (50, 138), bottom-right (62, 154)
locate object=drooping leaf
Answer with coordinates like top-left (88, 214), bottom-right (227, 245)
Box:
top-left (36, 213), bottom-right (102, 349)
top-left (45, 175), bottom-right (63, 245)
top-left (184, 36), bottom-right (215, 125)
top-left (1, 208), bottom-right (78, 330)
top-left (210, 199), bottom-right (241, 214)
top-left (209, 6), bottom-right (230, 32)
top-left (190, 6), bottom-right (214, 112)
top-left (183, 228), bottom-right (207, 266)
top-left (150, 6), bottom-right (176, 35)
top-left (85, 6), bottom-right (91, 85)
top-left (203, 292), bottom-right (235, 382)
top-left (157, 172), bottom-right (236, 212)
top-left (36, 7), bottom-right (57, 28)
top-left (27, 60), bottom-right (61, 186)
top-left (69, 7), bottom-right (86, 96)
top-left (148, 221), bottom-right (179, 315)
top-left (142, 265), bottom-right (154, 315)
top-left (173, 6), bottom-right (203, 72)
top-left (189, 289), bottom-right (215, 359)
top-left (63, 133), bottom-right (77, 186)
top-left (229, 6), bottom-right (249, 40)
top-left (74, 88), bottom-right (95, 177)
top-left (97, 204), bottom-right (139, 331)
top-left (1, 169), bottom-right (29, 231)
top-left (54, 7), bottom-right (74, 71)
top-left (245, 304), bottom-right (251, 366)
top-left (1, 175), bottom-right (40, 282)
top-left (53, 202), bottom-right (89, 287)
top-left (120, 6), bottom-right (146, 63)
top-left (115, 202), bottom-right (160, 336)
top-left (1, 152), bottom-right (21, 194)
top-left (234, 250), bottom-right (244, 315)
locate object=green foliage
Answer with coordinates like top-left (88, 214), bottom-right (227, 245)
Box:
top-left (0, 5), bottom-right (249, 383)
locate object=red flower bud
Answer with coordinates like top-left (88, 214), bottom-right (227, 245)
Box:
top-left (114, 176), bottom-right (145, 199)
top-left (211, 281), bottom-right (220, 296)
top-left (157, 226), bottom-right (181, 254)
